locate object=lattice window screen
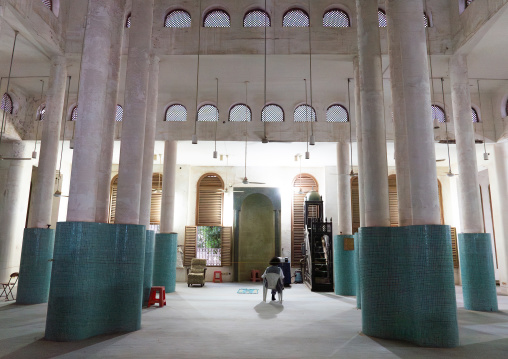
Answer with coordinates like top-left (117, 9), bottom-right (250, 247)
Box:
top-left (165, 10), bottom-right (191, 28)
top-left (1, 93), bottom-right (13, 114)
top-left (204, 10), bottom-right (231, 28)
top-left (166, 104), bottom-right (187, 122)
top-left (42, 0), bottom-right (52, 11)
top-left (294, 105), bottom-right (316, 122)
top-left (283, 9), bottom-right (309, 27)
top-left (326, 105), bottom-right (349, 123)
top-left (378, 9), bottom-right (387, 27)
top-left (323, 10), bottom-right (350, 28)
top-left (262, 104), bottom-right (284, 122)
top-left (292, 174), bottom-right (318, 266)
top-left (229, 104), bottom-right (251, 122)
top-left (244, 10), bottom-right (270, 27)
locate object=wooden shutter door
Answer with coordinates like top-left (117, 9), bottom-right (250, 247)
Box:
top-left (388, 175), bottom-right (399, 227)
top-left (351, 177), bottom-right (360, 234)
top-left (184, 226), bottom-right (197, 266)
top-left (109, 176), bottom-right (119, 223)
top-left (221, 226), bottom-right (232, 266)
top-left (292, 174), bottom-right (318, 265)
top-left (196, 174), bottom-right (224, 226)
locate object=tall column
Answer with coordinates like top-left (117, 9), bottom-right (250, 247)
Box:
top-left (356, 0), bottom-right (390, 227)
top-left (450, 54), bottom-right (483, 233)
top-left (115, 0), bottom-right (154, 225)
top-left (29, 56), bottom-right (66, 228)
top-left (160, 141), bottom-right (177, 233)
top-left (95, 0), bottom-right (126, 223)
top-left (139, 55), bottom-right (160, 227)
top-left (67, 0), bottom-right (119, 222)
top-left (386, 0), bottom-right (441, 225)
top-left (337, 142), bottom-right (352, 235)
top-left (0, 142), bottom-right (32, 281)
top-left (353, 58), bottom-right (365, 228)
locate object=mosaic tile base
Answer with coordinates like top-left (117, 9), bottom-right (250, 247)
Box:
top-left (458, 233), bottom-right (498, 312)
top-left (359, 225), bottom-right (458, 348)
top-left (354, 233), bottom-right (361, 309)
top-left (16, 228), bottom-right (55, 304)
top-left (333, 235), bottom-right (357, 296)
top-left (143, 230), bottom-right (156, 306)
top-left (45, 222), bottom-right (146, 342)
top-left (152, 233), bottom-right (178, 293)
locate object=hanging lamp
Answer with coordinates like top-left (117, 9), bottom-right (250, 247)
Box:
top-left (192, 0), bottom-right (202, 145)
top-left (213, 78), bottom-right (219, 158)
top-left (54, 76), bottom-right (72, 197)
top-left (308, 0), bottom-right (315, 146)
top-left (32, 80), bottom-right (45, 159)
top-left (440, 78), bottom-right (456, 177)
top-left (347, 78), bottom-right (358, 176)
top-left (476, 80), bottom-right (489, 160)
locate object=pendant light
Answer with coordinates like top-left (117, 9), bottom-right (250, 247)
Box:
top-left (192, 0), bottom-right (202, 145)
top-left (476, 80), bottom-right (489, 160)
top-left (304, 79), bottom-right (310, 159)
top-left (440, 78), bottom-right (456, 177)
top-left (308, 0), bottom-right (315, 146)
top-left (33, 79), bottom-right (45, 159)
top-left (347, 78), bottom-right (357, 176)
top-left (213, 78), bottom-right (219, 158)
top-left (261, 0), bottom-right (268, 142)
top-left (54, 76), bottom-right (72, 197)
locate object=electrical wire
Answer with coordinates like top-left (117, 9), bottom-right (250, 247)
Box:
top-left (0, 31), bottom-right (18, 146)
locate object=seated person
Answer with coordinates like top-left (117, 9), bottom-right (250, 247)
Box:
top-left (261, 256), bottom-right (285, 301)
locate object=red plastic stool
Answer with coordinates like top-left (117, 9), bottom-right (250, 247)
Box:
top-left (147, 286), bottom-right (166, 308)
top-left (213, 271), bottom-right (223, 283)
top-left (250, 270), bottom-right (262, 282)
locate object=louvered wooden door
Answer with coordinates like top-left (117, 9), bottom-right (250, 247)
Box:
top-left (292, 174), bottom-right (318, 266)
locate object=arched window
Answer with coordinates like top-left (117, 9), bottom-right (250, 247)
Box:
top-left (196, 173), bottom-right (224, 226)
top-left (262, 104), bottom-right (284, 122)
top-left (41, 0), bottom-right (52, 11)
top-left (126, 13), bottom-right (131, 28)
top-left (378, 9), bottom-right (387, 27)
top-left (229, 104), bottom-right (251, 122)
top-left (294, 104), bottom-right (316, 122)
top-left (323, 9), bottom-right (350, 28)
top-left (283, 9), bottom-right (309, 27)
top-left (1, 93), bottom-right (13, 114)
top-left (115, 105), bottom-right (123, 122)
top-left (38, 105), bottom-right (46, 121)
top-left (472, 108), bottom-right (479, 123)
top-left (432, 105), bottom-right (446, 123)
top-left (165, 104), bottom-right (187, 122)
top-left (244, 9), bottom-right (270, 27)
top-left (70, 105), bottom-right (78, 121)
top-left (198, 104), bottom-right (219, 122)
top-left (465, 0), bottom-right (475, 8)
top-left (165, 9), bottom-right (191, 28)
top-left (424, 12), bottom-right (430, 27)
top-left (326, 104), bottom-right (349, 123)
top-left (204, 9), bottom-right (230, 28)
top-left (292, 174), bottom-right (318, 264)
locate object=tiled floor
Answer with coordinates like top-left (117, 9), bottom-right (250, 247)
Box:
top-left (1, 283), bottom-right (507, 358)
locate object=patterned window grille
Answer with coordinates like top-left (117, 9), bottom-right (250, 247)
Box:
top-left (39, 106), bottom-right (46, 121)
top-left (466, 0), bottom-right (474, 8)
top-left (378, 9), bottom-right (387, 28)
top-left (432, 105), bottom-right (446, 123)
top-left (326, 104), bottom-right (349, 123)
top-left (1, 93), bottom-right (13, 114)
top-left (165, 104), bottom-right (187, 122)
top-left (294, 105), bottom-right (316, 122)
top-left (424, 12), bottom-right (430, 28)
top-left (42, 0), bottom-right (52, 11)
top-left (204, 10), bottom-right (231, 28)
top-left (115, 105), bottom-right (123, 122)
top-left (323, 9), bottom-right (350, 28)
top-left (198, 104), bottom-right (219, 122)
top-left (165, 10), bottom-right (191, 28)
top-left (244, 10), bottom-right (270, 27)
top-left (262, 104), bottom-right (284, 122)
top-left (472, 108), bottom-right (479, 123)
top-left (283, 9), bottom-right (309, 27)
top-left (71, 105), bottom-right (78, 121)
top-left (229, 104), bottom-right (251, 122)
top-left (126, 13), bottom-right (131, 28)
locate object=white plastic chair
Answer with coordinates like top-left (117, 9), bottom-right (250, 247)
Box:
top-left (262, 272), bottom-right (283, 303)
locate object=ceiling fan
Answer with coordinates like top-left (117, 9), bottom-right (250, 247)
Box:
top-left (0, 31), bottom-right (33, 161)
top-left (215, 155), bottom-right (244, 193)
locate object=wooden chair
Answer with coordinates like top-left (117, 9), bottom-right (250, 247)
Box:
top-left (187, 259), bottom-right (207, 287)
top-left (1, 272), bottom-right (19, 301)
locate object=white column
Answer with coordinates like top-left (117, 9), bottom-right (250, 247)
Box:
top-left (160, 141), bottom-right (177, 233)
top-left (337, 142), bottom-right (352, 235)
top-left (450, 54), bottom-right (483, 233)
top-left (95, 0), bottom-right (125, 223)
top-left (491, 143), bottom-right (508, 294)
top-left (353, 58), bottom-right (365, 228)
top-left (0, 141), bottom-right (32, 281)
top-left (115, 0), bottom-right (154, 225)
top-left (356, 0), bottom-right (390, 227)
top-left (139, 55), bottom-right (160, 227)
top-left (386, 0), bottom-right (441, 225)
top-left (67, 0), bottom-right (118, 222)
top-left (29, 56), bottom-right (66, 228)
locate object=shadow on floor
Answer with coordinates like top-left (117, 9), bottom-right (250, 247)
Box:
top-left (1, 332), bottom-right (129, 359)
top-left (254, 301), bottom-right (284, 319)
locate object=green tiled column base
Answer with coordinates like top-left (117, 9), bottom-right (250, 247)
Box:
top-left (45, 222), bottom-right (146, 342)
top-left (143, 230), bottom-right (156, 306)
top-left (458, 233), bottom-right (498, 312)
top-left (153, 233), bottom-right (178, 293)
top-left (333, 235), bottom-right (357, 296)
top-left (16, 228), bottom-right (55, 304)
top-left (354, 233), bottom-right (361, 309)
top-left (360, 225), bottom-right (458, 348)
